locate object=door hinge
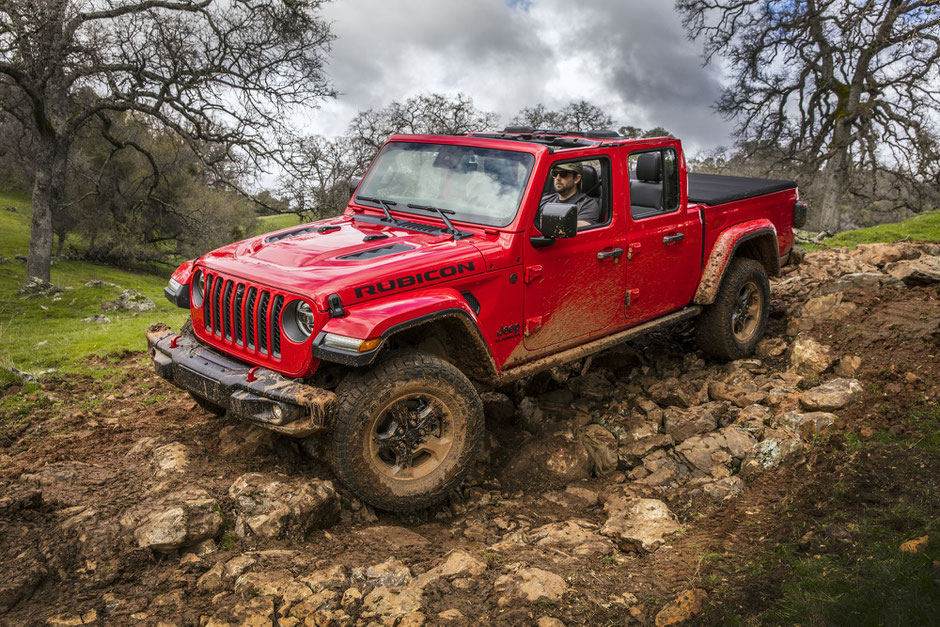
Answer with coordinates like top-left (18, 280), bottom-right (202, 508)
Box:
top-left (524, 316), bottom-right (543, 336)
top-left (624, 288), bottom-right (640, 306)
top-left (524, 265), bottom-right (543, 284)
top-left (627, 243), bottom-right (641, 260)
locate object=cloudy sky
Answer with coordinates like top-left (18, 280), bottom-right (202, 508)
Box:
top-left (297, 0), bottom-right (735, 156)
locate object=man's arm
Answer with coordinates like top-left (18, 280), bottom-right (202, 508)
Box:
top-left (576, 196), bottom-right (602, 228)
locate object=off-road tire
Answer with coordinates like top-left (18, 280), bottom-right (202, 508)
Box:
top-left (189, 392), bottom-right (226, 416)
top-left (696, 257), bottom-right (770, 361)
top-left (329, 352), bottom-right (484, 512)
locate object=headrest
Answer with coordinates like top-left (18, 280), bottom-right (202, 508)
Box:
top-left (579, 164), bottom-right (600, 197)
top-left (636, 152), bottom-right (662, 183)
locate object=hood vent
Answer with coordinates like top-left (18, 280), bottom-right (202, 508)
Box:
top-left (265, 224), bottom-right (340, 243)
top-left (338, 243), bottom-right (414, 261)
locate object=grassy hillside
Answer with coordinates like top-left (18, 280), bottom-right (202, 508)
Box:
top-left (247, 213), bottom-right (302, 237)
top-left (822, 210), bottom-right (940, 248)
top-left (0, 191), bottom-right (188, 375)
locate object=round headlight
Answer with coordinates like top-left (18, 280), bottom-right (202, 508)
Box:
top-left (192, 270), bottom-right (205, 307)
top-left (283, 299), bottom-right (315, 343)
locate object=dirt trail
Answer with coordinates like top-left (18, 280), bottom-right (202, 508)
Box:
top-left (1, 244), bottom-right (938, 625)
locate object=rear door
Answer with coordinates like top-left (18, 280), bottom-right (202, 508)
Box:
top-left (621, 143), bottom-right (702, 323)
top-left (522, 152), bottom-right (627, 353)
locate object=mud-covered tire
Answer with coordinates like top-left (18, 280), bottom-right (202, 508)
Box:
top-left (189, 392), bottom-right (226, 416)
top-left (696, 257), bottom-right (770, 361)
top-left (329, 352), bottom-right (484, 512)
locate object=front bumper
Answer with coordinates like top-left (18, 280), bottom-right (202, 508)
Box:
top-left (146, 324), bottom-right (336, 438)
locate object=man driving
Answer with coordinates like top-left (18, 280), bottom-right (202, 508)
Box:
top-left (539, 162), bottom-right (601, 228)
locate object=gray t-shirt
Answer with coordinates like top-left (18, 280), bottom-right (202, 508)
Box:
top-left (539, 190), bottom-right (602, 225)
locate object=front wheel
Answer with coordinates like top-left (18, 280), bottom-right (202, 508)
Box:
top-left (696, 258), bottom-right (770, 361)
top-left (329, 352), bottom-right (483, 512)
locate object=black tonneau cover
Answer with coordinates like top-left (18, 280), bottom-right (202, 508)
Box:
top-left (687, 173), bottom-right (796, 206)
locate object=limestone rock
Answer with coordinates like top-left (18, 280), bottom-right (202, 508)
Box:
top-left (820, 271), bottom-right (903, 293)
top-left (663, 403), bottom-right (723, 443)
top-left (228, 472), bottom-right (339, 539)
top-left (82, 314), bottom-right (111, 324)
top-left (516, 397), bottom-right (546, 433)
top-left (885, 256), bottom-right (940, 286)
top-left (353, 558), bottom-right (412, 588)
top-left (567, 371), bottom-right (611, 401)
top-left (493, 567), bottom-right (568, 607)
top-left (618, 434), bottom-right (673, 468)
top-left (675, 427), bottom-right (758, 478)
top-left (756, 337), bottom-right (787, 359)
top-left (300, 564), bottom-right (348, 592)
top-left (834, 355), bottom-right (862, 377)
top-left (18, 277), bottom-right (61, 297)
top-left (361, 586), bottom-right (423, 618)
top-left (218, 424), bottom-right (275, 457)
top-left (529, 519), bottom-right (616, 556)
top-left (481, 391), bottom-right (515, 423)
top-left (775, 411), bottom-right (837, 439)
top-left (700, 476), bottom-right (744, 500)
top-left (577, 424), bottom-right (619, 475)
top-left (801, 292), bottom-right (857, 325)
top-left (415, 551), bottom-right (487, 588)
top-left (501, 431), bottom-right (592, 489)
top-left (854, 243), bottom-right (920, 267)
top-left (234, 569), bottom-right (295, 598)
top-left (601, 498), bottom-right (681, 553)
top-left (646, 377), bottom-right (709, 409)
top-left (150, 442), bottom-right (189, 477)
top-left (748, 438), bottom-right (805, 470)
top-left (655, 589), bottom-right (708, 626)
top-left (197, 562), bottom-right (225, 592)
top-left (123, 488), bottom-right (222, 552)
top-left (102, 288), bottom-right (155, 312)
top-left (801, 378), bottom-right (864, 411)
top-left (789, 335), bottom-right (833, 375)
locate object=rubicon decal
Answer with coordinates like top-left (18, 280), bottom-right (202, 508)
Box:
top-left (354, 262), bottom-right (476, 299)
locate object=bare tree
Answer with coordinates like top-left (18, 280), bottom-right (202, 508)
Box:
top-left (619, 125), bottom-right (674, 139)
top-left (677, 0), bottom-right (940, 232)
top-left (0, 0), bottom-right (334, 287)
top-left (511, 100), bottom-right (614, 132)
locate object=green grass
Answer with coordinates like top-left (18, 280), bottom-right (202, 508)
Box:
top-left (0, 191), bottom-right (188, 374)
top-left (246, 213), bottom-right (303, 237)
top-left (820, 210), bottom-right (940, 249)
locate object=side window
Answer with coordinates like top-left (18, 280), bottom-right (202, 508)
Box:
top-left (538, 158), bottom-right (610, 231)
top-left (628, 148), bottom-right (680, 219)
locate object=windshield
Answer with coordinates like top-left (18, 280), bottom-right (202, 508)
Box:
top-left (356, 142), bottom-right (535, 227)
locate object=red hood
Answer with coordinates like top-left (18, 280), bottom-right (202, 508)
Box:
top-left (197, 216), bottom-right (487, 311)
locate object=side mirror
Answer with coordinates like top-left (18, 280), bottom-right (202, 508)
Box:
top-left (538, 202), bottom-right (577, 239)
top-left (348, 176), bottom-right (362, 198)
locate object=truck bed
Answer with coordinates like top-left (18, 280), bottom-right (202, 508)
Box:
top-left (687, 173), bottom-right (796, 206)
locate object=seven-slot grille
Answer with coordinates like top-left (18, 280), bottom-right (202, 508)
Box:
top-left (201, 272), bottom-right (287, 359)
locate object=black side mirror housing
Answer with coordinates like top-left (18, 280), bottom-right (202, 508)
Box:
top-left (540, 202), bottom-right (578, 239)
top-left (348, 176), bottom-right (362, 198)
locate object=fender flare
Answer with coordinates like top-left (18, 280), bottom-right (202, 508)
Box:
top-left (694, 221), bottom-right (778, 305)
top-left (312, 288), bottom-right (498, 378)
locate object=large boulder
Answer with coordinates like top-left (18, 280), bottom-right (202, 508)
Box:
top-left (789, 335), bottom-right (833, 375)
top-left (121, 488), bottom-right (222, 552)
top-left (228, 472), bottom-right (339, 539)
top-left (601, 498), bottom-right (681, 553)
top-left (501, 430), bottom-right (592, 489)
top-left (853, 243), bottom-right (920, 267)
top-left (675, 426), bottom-right (758, 478)
top-left (493, 567), bottom-right (568, 607)
top-left (663, 403), bottom-right (724, 443)
top-left (885, 256), bottom-right (940, 286)
top-left (102, 288), bottom-right (156, 312)
top-left (774, 411), bottom-right (837, 439)
top-left (801, 378), bottom-right (864, 411)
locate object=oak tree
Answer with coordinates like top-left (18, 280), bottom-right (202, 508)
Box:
top-left (677, 0), bottom-right (940, 231)
top-left (0, 0), bottom-right (334, 286)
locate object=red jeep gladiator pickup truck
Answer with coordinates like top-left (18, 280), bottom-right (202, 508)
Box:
top-left (148, 128), bottom-right (807, 511)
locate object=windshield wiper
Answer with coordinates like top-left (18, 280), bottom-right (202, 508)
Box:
top-left (357, 196), bottom-right (397, 222)
top-left (406, 203), bottom-right (461, 236)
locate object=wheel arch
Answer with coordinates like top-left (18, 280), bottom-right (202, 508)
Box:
top-left (694, 223), bottom-right (779, 305)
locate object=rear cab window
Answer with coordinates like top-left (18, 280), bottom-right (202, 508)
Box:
top-left (628, 147), bottom-right (680, 220)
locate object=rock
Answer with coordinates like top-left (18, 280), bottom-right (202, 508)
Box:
top-left (801, 378), bottom-right (864, 411)
top-left (567, 371), bottom-right (610, 401)
top-left (228, 472), bottom-right (339, 539)
top-left (663, 403), bottom-right (723, 442)
top-left (820, 271), bottom-right (903, 293)
top-left (537, 618), bottom-right (566, 627)
top-left (618, 434), bottom-right (673, 468)
top-left (361, 586), bottom-right (423, 618)
top-left (899, 536), bottom-right (929, 553)
top-left (341, 587), bottom-right (363, 611)
top-left (854, 243), bottom-right (920, 267)
top-left (151, 442), bottom-right (189, 477)
top-left (224, 555), bottom-right (257, 580)
top-left (775, 411), bottom-right (837, 439)
top-left (353, 558), bottom-right (412, 588)
top-left (3, 205), bottom-right (15, 212)
top-left (675, 426), bottom-right (758, 478)
top-left (646, 377), bottom-right (709, 408)
top-left (789, 335), bottom-right (833, 375)
top-left (218, 424), bottom-right (275, 457)
top-left (225, 596), bottom-right (276, 626)
top-left (197, 562), bottom-right (225, 592)
top-left (102, 288), bottom-right (156, 312)
top-left (18, 277), bottom-right (61, 297)
top-left (355, 525), bottom-right (429, 549)
top-left (300, 564), bottom-right (348, 591)
top-left (516, 397), bottom-right (546, 433)
top-left (529, 519), bottom-right (616, 556)
top-left (439, 609), bottom-right (464, 620)
top-left (602, 498), bottom-right (681, 554)
top-left (834, 355), bottom-right (862, 377)
top-left (481, 391), bottom-right (515, 423)
top-left (756, 337), bottom-right (787, 358)
top-left (234, 570), bottom-right (295, 598)
top-left (630, 449), bottom-right (690, 488)
top-left (0, 546), bottom-right (45, 614)
top-left (82, 314), bottom-right (111, 324)
top-left (577, 424), bottom-right (619, 475)
top-left (501, 431), bottom-right (592, 489)
top-left (122, 488), bottom-right (222, 552)
top-left (655, 589), bottom-right (708, 627)
top-left (84, 279), bottom-right (113, 287)
top-left (885, 256), bottom-right (940, 286)
top-left (493, 567), bottom-right (568, 607)
top-left (415, 550), bottom-right (487, 588)
top-left (700, 476), bottom-right (744, 500)
top-left (748, 438), bottom-right (805, 470)
top-left (801, 292), bottom-right (857, 325)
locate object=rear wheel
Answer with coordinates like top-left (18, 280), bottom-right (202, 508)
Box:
top-left (329, 352), bottom-right (483, 512)
top-left (696, 258), bottom-right (770, 360)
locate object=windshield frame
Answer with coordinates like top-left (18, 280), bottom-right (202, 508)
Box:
top-left (354, 139), bottom-right (538, 228)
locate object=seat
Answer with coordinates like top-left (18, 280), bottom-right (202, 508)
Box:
top-left (630, 152), bottom-right (664, 218)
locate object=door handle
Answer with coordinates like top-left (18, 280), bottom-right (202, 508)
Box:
top-left (663, 232), bottom-right (685, 245)
top-left (597, 247), bottom-right (624, 260)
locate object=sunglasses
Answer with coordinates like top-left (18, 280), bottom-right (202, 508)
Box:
top-left (551, 170), bottom-right (575, 179)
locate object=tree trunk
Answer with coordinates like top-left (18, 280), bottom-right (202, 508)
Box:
top-left (815, 121), bottom-right (854, 234)
top-left (25, 138), bottom-right (68, 285)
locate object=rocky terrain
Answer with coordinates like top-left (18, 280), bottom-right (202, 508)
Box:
top-left (1, 242), bottom-right (938, 625)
